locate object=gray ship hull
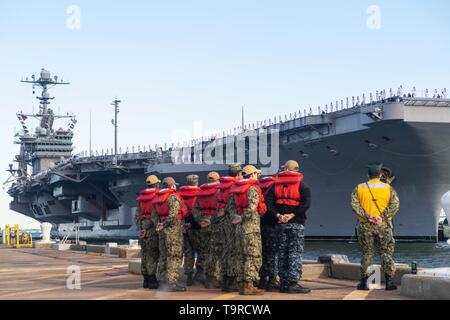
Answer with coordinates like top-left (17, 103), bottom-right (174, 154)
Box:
top-left (10, 97), bottom-right (450, 242)
top-left (56, 121), bottom-right (450, 242)
top-left (288, 120), bottom-right (450, 241)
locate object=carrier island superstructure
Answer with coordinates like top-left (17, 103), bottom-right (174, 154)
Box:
top-left (5, 69), bottom-right (450, 242)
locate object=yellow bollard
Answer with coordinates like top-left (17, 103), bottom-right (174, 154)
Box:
top-left (5, 224), bottom-right (11, 246)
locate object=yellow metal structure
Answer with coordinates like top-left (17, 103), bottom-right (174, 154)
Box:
top-left (4, 224), bottom-right (33, 248)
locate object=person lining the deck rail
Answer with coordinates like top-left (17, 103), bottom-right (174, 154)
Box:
top-left (351, 164), bottom-right (400, 291)
top-left (135, 175), bottom-right (160, 290)
top-left (265, 160), bottom-right (312, 294)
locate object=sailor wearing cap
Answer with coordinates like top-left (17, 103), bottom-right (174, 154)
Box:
top-left (265, 160), bottom-right (312, 294)
top-left (178, 175), bottom-right (203, 286)
top-left (151, 177), bottom-right (187, 292)
top-left (135, 175), bottom-right (161, 290)
top-left (257, 173), bottom-right (279, 292)
top-left (218, 163), bottom-right (243, 292)
top-left (192, 171), bottom-right (222, 289)
top-left (351, 164), bottom-right (400, 291)
top-left (227, 165), bottom-right (267, 295)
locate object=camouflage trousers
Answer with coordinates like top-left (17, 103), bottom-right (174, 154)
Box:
top-left (158, 220), bottom-right (184, 285)
top-left (259, 224), bottom-right (279, 279)
top-left (276, 223), bottom-right (304, 286)
top-left (140, 228), bottom-right (159, 276)
top-left (236, 226), bottom-right (262, 283)
top-left (183, 228), bottom-right (204, 275)
top-left (358, 222), bottom-right (396, 278)
top-left (201, 223), bottom-right (222, 280)
top-left (219, 216), bottom-right (239, 278)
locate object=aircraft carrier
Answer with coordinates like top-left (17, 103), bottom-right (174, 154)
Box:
top-left (5, 69), bottom-right (450, 242)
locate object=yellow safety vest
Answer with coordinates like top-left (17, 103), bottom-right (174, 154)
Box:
top-left (357, 178), bottom-right (392, 220)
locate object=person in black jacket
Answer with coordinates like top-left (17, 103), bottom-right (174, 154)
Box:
top-left (265, 160), bottom-right (311, 294)
top-left (258, 176), bottom-right (280, 291)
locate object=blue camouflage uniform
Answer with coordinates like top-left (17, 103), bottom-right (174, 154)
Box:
top-left (265, 181), bottom-right (311, 288)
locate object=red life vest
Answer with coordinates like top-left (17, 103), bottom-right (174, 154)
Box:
top-left (217, 176), bottom-right (238, 209)
top-left (196, 182), bottom-right (219, 216)
top-left (259, 177), bottom-right (276, 196)
top-left (136, 188), bottom-right (159, 220)
top-left (230, 179), bottom-right (267, 215)
top-left (178, 185), bottom-right (200, 216)
top-left (153, 188), bottom-right (186, 221)
top-left (273, 171), bottom-right (303, 206)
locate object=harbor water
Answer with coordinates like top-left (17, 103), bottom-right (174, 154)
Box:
top-left (304, 241), bottom-right (450, 268)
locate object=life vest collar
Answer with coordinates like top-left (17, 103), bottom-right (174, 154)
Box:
top-left (259, 176), bottom-right (276, 183)
top-left (141, 188), bottom-right (158, 193)
top-left (200, 182), bottom-right (220, 189)
top-left (136, 188), bottom-right (159, 201)
top-left (158, 188), bottom-right (176, 195)
top-left (179, 185), bottom-right (200, 192)
top-left (234, 178), bottom-right (258, 186)
top-left (279, 170), bottom-right (302, 176)
top-left (220, 176), bottom-right (237, 183)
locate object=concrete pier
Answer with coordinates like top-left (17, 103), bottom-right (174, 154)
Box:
top-left (0, 247), bottom-right (410, 300)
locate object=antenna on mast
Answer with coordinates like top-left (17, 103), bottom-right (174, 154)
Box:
top-left (89, 109), bottom-right (92, 156)
top-left (20, 68), bottom-right (71, 131)
top-left (241, 105), bottom-right (245, 131)
top-left (111, 98), bottom-right (121, 156)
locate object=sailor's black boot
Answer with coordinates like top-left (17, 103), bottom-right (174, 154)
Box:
top-left (357, 276), bottom-right (369, 291)
top-left (169, 283), bottom-right (187, 292)
top-left (186, 273), bottom-right (194, 287)
top-left (385, 274), bottom-right (398, 291)
top-left (257, 277), bottom-right (268, 290)
top-left (194, 269), bottom-right (205, 285)
top-left (205, 276), bottom-right (220, 289)
top-left (142, 275), bottom-right (149, 289)
top-left (221, 276), bottom-right (230, 292)
top-left (148, 275), bottom-right (159, 290)
top-left (228, 277), bottom-right (238, 292)
top-left (281, 282), bottom-right (311, 294)
top-left (266, 277), bottom-right (281, 292)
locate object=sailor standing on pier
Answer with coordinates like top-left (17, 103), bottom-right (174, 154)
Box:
top-left (227, 165), bottom-right (267, 295)
top-left (152, 177), bottom-right (187, 292)
top-left (135, 175), bottom-right (161, 290)
top-left (351, 164), bottom-right (400, 291)
top-left (217, 163), bottom-right (243, 292)
top-left (258, 174), bottom-right (280, 292)
top-left (178, 175), bottom-right (204, 286)
top-left (192, 172), bottom-right (222, 289)
top-left (265, 160), bottom-right (312, 294)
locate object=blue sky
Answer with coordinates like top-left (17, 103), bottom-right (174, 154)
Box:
top-left (1, 0), bottom-right (449, 228)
